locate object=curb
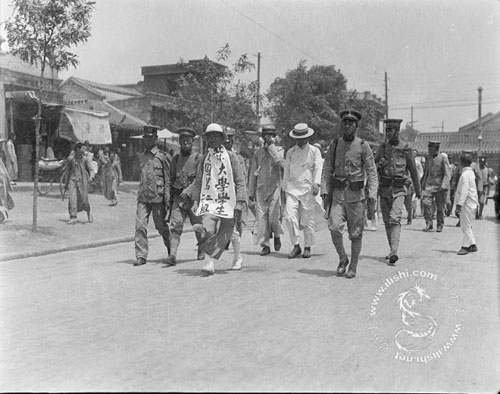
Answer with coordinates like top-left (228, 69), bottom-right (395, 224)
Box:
top-left (0, 234), bottom-right (160, 263)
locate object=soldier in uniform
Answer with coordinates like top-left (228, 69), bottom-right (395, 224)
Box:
top-left (190, 123), bottom-right (248, 276)
top-left (321, 109), bottom-right (378, 279)
top-left (478, 155), bottom-right (494, 218)
top-left (421, 141), bottom-right (451, 232)
top-left (134, 125), bottom-right (171, 266)
top-left (375, 119), bottom-right (421, 265)
top-left (248, 125), bottom-right (284, 256)
top-left (164, 127), bottom-right (204, 266)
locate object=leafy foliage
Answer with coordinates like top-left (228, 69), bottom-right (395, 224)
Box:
top-left (400, 123), bottom-right (421, 143)
top-left (5, 0), bottom-right (94, 74)
top-left (5, 0), bottom-right (94, 231)
top-left (166, 43), bottom-right (258, 133)
top-left (266, 61), bottom-right (385, 147)
top-left (266, 61), bottom-right (347, 144)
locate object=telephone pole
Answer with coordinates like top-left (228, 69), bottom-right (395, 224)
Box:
top-left (256, 52), bottom-right (261, 129)
top-left (477, 86), bottom-right (483, 158)
top-left (384, 72), bottom-right (388, 118)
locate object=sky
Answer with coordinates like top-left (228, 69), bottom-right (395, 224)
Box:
top-left (1, 0), bottom-right (499, 133)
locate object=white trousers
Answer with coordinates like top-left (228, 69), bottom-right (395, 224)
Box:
top-left (459, 203), bottom-right (476, 247)
top-left (285, 193), bottom-right (315, 247)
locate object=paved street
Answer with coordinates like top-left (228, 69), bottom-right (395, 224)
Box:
top-left (1, 203), bottom-right (499, 392)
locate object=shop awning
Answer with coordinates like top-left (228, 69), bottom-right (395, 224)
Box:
top-left (57, 107), bottom-right (112, 144)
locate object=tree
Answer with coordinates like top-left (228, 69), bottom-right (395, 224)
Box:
top-left (400, 123), bottom-right (420, 144)
top-left (344, 90), bottom-right (384, 144)
top-left (5, 0), bottom-right (94, 231)
top-left (266, 61), bottom-right (347, 144)
top-left (163, 43), bottom-right (258, 135)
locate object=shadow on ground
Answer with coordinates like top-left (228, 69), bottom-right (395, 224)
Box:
top-left (0, 224), bottom-right (56, 236)
top-left (298, 268), bottom-right (337, 278)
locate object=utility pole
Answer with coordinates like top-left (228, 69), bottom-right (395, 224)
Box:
top-left (407, 105), bottom-right (418, 127)
top-left (477, 86), bottom-right (483, 158)
top-left (431, 122), bottom-right (444, 133)
top-left (384, 72), bottom-right (388, 118)
top-left (256, 52), bottom-right (261, 129)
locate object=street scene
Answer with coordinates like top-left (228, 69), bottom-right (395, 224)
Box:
top-left (1, 0), bottom-right (500, 392)
top-left (0, 187), bottom-right (499, 392)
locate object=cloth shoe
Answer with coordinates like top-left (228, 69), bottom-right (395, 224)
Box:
top-left (164, 255), bottom-right (177, 266)
top-left (274, 237), bottom-right (281, 252)
top-left (436, 225), bottom-right (443, 232)
top-left (302, 247), bottom-right (311, 258)
top-left (134, 257), bottom-right (146, 266)
top-left (423, 223), bottom-right (433, 232)
top-left (66, 218), bottom-right (77, 225)
top-left (260, 246), bottom-right (271, 256)
top-left (201, 258), bottom-right (215, 276)
top-left (469, 244), bottom-right (478, 252)
top-left (457, 247), bottom-right (470, 255)
top-left (230, 256), bottom-right (243, 270)
top-left (287, 244), bottom-right (302, 259)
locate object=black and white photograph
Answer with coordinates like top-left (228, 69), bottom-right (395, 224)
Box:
top-left (0, 0), bottom-right (499, 392)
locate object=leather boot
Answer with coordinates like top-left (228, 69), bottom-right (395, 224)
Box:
top-left (389, 224), bottom-right (401, 264)
top-left (346, 239), bottom-right (362, 279)
top-left (165, 234), bottom-right (180, 266)
top-left (336, 257), bottom-right (349, 276)
top-left (330, 232), bottom-right (348, 271)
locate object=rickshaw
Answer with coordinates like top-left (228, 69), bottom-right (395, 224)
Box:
top-left (37, 158), bottom-right (66, 196)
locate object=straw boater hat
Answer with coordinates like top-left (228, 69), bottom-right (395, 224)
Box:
top-left (289, 123), bottom-right (314, 139)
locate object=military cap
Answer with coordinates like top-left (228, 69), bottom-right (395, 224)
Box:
top-left (261, 124), bottom-right (277, 134)
top-left (428, 140), bottom-right (441, 147)
top-left (340, 109), bottom-right (362, 122)
top-left (479, 155), bottom-right (487, 161)
top-left (289, 123), bottom-right (314, 139)
top-left (143, 125), bottom-right (160, 137)
top-left (205, 123), bottom-right (224, 134)
top-left (225, 127), bottom-right (236, 136)
top-left (384, 118), bottom-right (403, 127)
top-left (176, 127), bottom-right (196, 138)
top-left (460, 151), bottom-right (473, 162)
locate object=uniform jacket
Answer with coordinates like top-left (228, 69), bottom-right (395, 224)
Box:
top-left (170, 150), bottom-right (201, 192)
top-left (421, 152), bottom-right (451, 194)
top-left (321, 137), bottom-right (378, 203)
top-left (375, 141), bottom-right (421, 198)
top-left (137, 147), bottom-right (171, 204)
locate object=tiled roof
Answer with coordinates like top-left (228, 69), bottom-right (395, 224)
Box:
top-left (60, 77), bottom-right (142, 100)
top-left (412, 130), bottom-right (500, 155)
top-left (458, 111), bottom-right (500, 133)
top-left (141, 59), bottom-right (226, 76)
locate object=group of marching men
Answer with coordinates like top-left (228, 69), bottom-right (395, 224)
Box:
top-left (133, 109), bottom-right (486, 277)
